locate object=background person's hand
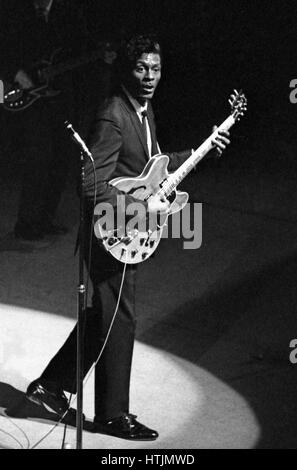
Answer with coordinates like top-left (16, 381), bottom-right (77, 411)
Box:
top-left (14, 69), bottom-right (34, 89)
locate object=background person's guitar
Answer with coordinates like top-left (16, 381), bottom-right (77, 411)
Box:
top-left (3, 44), bottom-right (116, 112)
top-left (94, 90), bottom-right (247, 264)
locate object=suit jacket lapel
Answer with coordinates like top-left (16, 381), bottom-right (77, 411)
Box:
top-left (119, 91), bottom-right (149, 159)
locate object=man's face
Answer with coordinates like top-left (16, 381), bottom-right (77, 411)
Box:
top-left (125, 53), bottom-right (161, 103)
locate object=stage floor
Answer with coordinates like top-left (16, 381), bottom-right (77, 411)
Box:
top-left (1, 157), bottom-right (297, 449)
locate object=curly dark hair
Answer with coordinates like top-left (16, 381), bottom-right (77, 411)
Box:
top-left (125, 34), bottom-right (161, 63)
top-left (116, 34), bottom-right (162, 77)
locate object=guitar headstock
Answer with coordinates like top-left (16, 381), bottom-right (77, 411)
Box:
top-left (228, 89), bottom-right (247, 121)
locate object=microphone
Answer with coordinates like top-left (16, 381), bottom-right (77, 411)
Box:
top-left (64, 121), bottom-right (93, 161)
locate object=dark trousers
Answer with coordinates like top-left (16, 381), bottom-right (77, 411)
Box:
top-left (40, 233), bottom-right (138, 421)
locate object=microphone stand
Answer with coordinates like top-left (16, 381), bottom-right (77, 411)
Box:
top-left (77, 147), bottom-right (85, 450)
top-left (65, 121), bottom-right (93, 450)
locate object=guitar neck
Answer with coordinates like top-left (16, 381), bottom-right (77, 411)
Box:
top-left (44, 50), bottom-right (103, 80)
top-left (162, 113), bottom-right (236, 196)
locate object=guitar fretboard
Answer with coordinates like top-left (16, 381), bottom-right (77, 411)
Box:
top-left (43, 50), bottom-right (104, 79)
top-left (158, 113), bottom-right (236, 198)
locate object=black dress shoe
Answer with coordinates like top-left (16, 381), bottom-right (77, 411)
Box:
top-left (26, 379), bottom-right (75, 417)
top-left (92, 413), bottom-right (158, 441)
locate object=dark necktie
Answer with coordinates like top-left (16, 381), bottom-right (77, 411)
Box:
top-left (141, 110), bottom-right (148, 149)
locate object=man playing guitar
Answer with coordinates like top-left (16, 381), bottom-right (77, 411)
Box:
top-left (25, 34), bottom-right (231, 441)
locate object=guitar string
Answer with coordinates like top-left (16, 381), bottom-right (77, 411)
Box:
top-left (160, 97), bottom-right (246, 198)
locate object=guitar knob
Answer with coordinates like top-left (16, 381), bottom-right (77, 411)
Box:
top-left (127, 231), bottom-right (134, 241)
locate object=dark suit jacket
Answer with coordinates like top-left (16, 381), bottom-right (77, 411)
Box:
top-left (84, 89), bottom-right (191, 215)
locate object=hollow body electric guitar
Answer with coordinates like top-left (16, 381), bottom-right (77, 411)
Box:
top-left (3, 45), bottom-right (114, 112)
top-left (94, 90), bottom-right (247, 264)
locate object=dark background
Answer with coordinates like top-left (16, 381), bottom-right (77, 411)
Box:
top-left (0, 2), bottom-right (297, 449)
top-left (86, 0), bottom-right (297, 164)
top-left (1, 0), bottom-right (297, 166)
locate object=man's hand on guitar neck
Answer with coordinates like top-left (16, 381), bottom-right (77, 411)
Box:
top-left (211, 126), bottom-right (231, 157)
top-left (14, 69), bottom-right (34, 89)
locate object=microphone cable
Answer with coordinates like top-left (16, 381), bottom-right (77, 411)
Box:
top-left (33, 148), bottom-right (98, 450)
top-left (30, 147), bottom-right (129, 449)
top-left (30, 261), bottom-right (128, 449)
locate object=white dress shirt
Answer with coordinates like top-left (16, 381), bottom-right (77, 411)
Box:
top-left (121, 85), bottom-right (153, 158)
